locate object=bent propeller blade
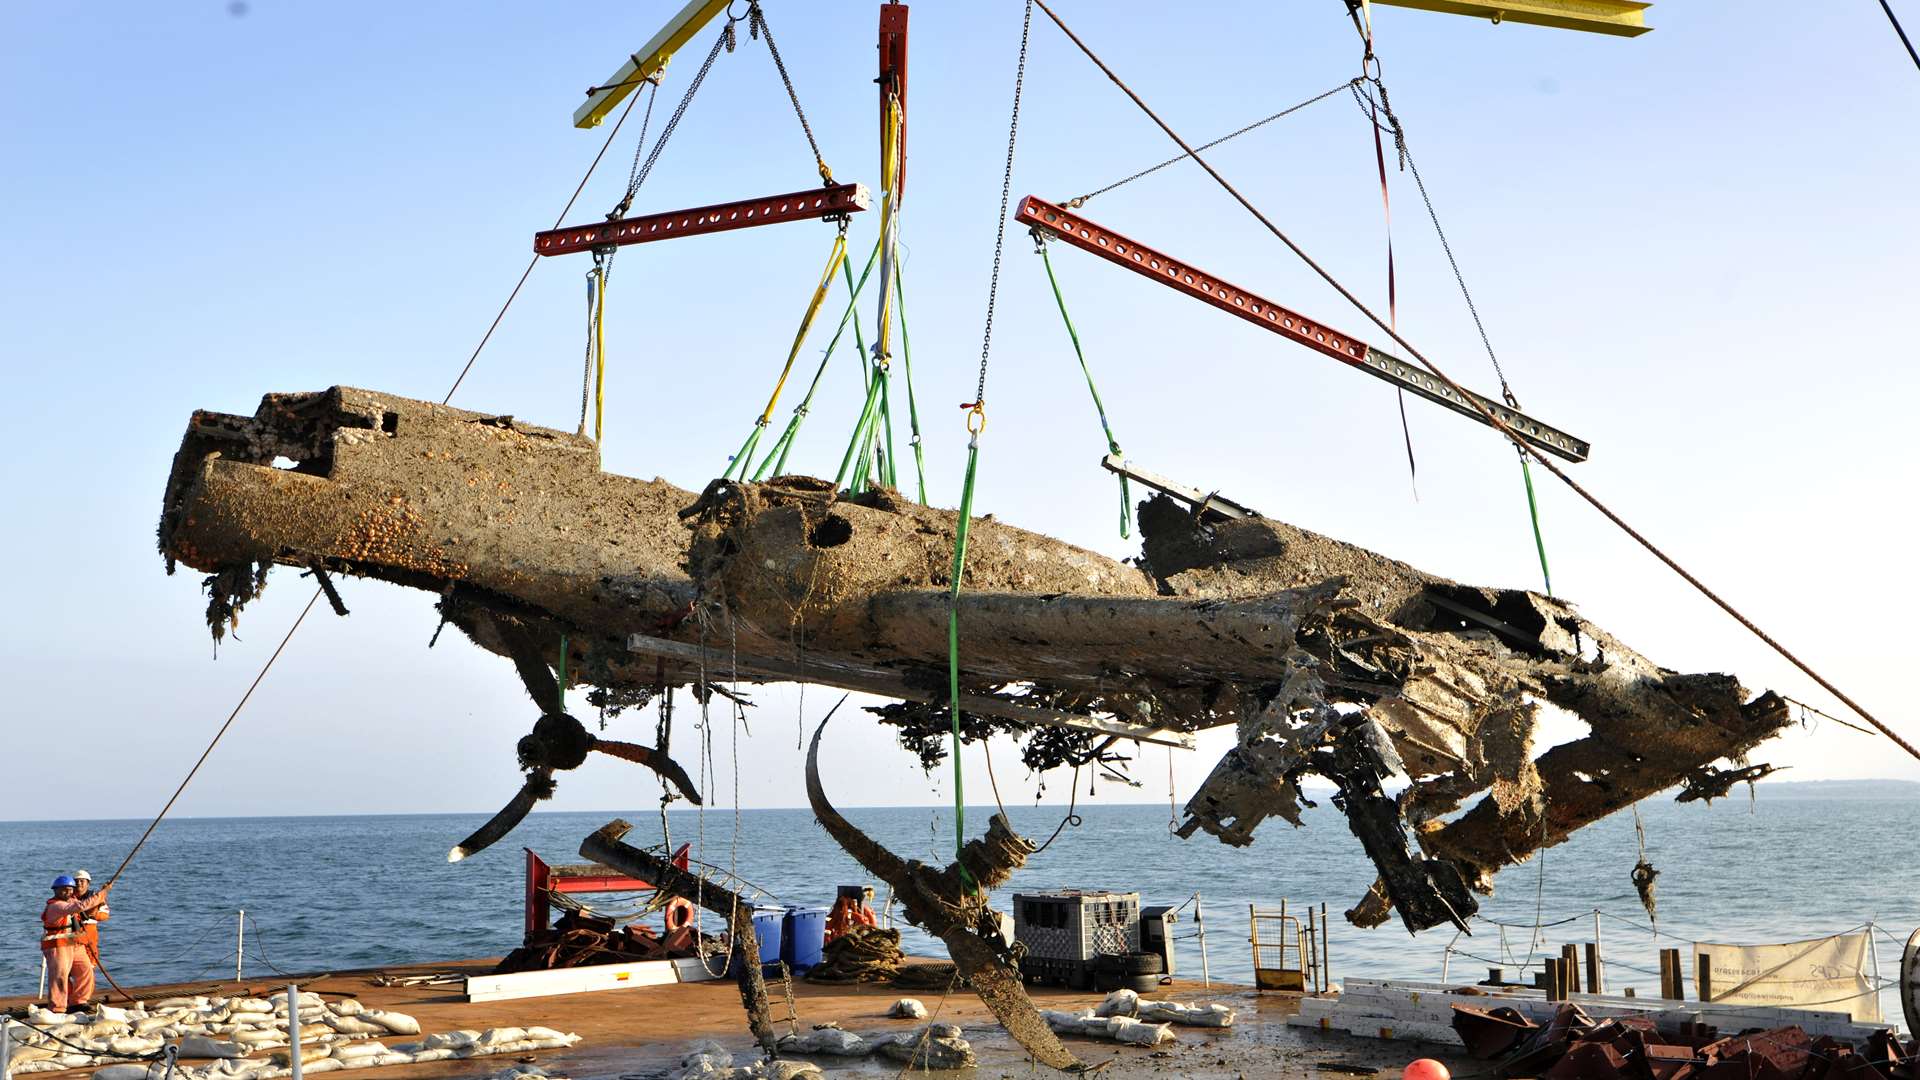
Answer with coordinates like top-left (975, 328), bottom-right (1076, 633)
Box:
top-left (448, 768), bottom-right (553, 862)
top-left (591, 739), bottom-right (703, 805)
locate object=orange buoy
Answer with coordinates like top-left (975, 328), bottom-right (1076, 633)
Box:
top-left (1403, 1060), bottom-right (1450, 1080)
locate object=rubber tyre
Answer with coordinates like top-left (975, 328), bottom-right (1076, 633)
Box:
top-left (1124, 973), bottom-right (1164, 994)
top-left (1124, 952), bottom-right (1165, 976)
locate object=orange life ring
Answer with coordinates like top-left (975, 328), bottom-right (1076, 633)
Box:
top-left (665, 897), bottom-right (697, 932)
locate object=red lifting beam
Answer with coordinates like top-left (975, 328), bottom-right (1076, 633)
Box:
top-left (1015, 196), bottom-right (1590, 463)
top-left (878, 4), bottom-right (909, 195)
top-left (524, 846), bottom-right (688, 938)
top-left (534, 183), bottom-right (871, 257)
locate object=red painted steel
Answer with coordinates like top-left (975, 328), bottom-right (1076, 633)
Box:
top-left (1016, 194), bottom-right (1591, 462)
top-left (534, 183), bottom-right (870, 257)
top-left (1017, 195), bottom-right (1369, 369)
top-left (878, 4), bottom-right (909, 194)
top-left (522, 845), bottom-right (689, 939)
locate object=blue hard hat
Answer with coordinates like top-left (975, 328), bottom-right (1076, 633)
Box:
top-left (52, 875), bottom-right (77, 889)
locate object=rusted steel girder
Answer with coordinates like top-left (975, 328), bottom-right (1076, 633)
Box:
top-left (1015, 195), bottom-right (1590, 463)
top-left (533, 183), bottom-right (870, 257)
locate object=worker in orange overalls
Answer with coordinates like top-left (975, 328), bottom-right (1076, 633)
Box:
top-left (42, 874), bottom-right (112, 1012)
top-left (71, 869), bottom-right (110, 975)
top-left (824, 885), bottom-right (878, 945)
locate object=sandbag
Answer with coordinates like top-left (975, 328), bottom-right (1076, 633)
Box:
top-left (230, 1029), bottom-right (281, 1047)
top-left (886, 998), bottom-right (928, 1020)
top-left (872, 1026), bottom-right (975, 1070)
top-left (325, 1042), bottom-right (387, 1064)
top-left (744, 1063), bottom-right (822, 1080)
top-left (360, 1011), bottom-right (420, 1037)
top-left (1094, 988), bottom-right (1140, 1018)
top-left (1137, 1000), bottom-right (1235, 1027)
top-left (420, 1030), bottom-right (479, 1051)
top-left (776, 1027), bottom-right (867, 1056)
top-left (265, 1043), bottom-right (331, 1068)
top-left (321, 1015), bottom-right (386, 1037)
top-left (671, 1039), bottom-right (733, 1080)
top-left (472, 1027), bottom-right (528, 1048)
top-left (329, 1000), bottom-right (364, 1017)
top-left (177, 1035), bottom-right (250, 1061)
top-left (90, 1065), bottom-right (154, 1080)
top-left (1103, 1017), bottom-right (1173, 1047)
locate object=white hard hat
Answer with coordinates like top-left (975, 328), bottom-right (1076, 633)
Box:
top-left (72, 869), bottom-right (92, 881)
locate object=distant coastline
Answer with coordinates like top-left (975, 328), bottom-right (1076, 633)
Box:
top-left (1738, 778), bottom-right (1920, 799)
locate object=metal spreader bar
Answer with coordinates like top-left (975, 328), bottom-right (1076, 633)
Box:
top-left (535, 183), bottom-right (870, 257)
top-left (1017, 195), bottom-right (1590, 463)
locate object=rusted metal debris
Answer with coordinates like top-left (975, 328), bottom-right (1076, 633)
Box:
top-left (579, 819), bottom-right (778, 1056)
top-left (158, 386), bottom-right (1793, 937)
top-left (1674, 761), bottom-right (1787, 804)
top-left (804, 712), bottom-right (1082, 1071)
top-left (1450, 1002), bottom-right (1910, 1079)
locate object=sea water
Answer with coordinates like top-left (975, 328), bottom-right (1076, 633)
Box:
top-left (5, 794), bottom-right (1916, 1018)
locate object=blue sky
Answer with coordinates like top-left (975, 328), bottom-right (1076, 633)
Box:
top-left (2, 1), bottom-right (1915, 822)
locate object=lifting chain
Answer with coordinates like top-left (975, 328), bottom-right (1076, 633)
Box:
top-left (969, 0), bottom-right (1033, 413)
top-left (609, 17), bottom-right (735, 221)
top-left (747, 2), bottom-right (835, 186)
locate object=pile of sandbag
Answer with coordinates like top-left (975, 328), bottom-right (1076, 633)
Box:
top-left (1037, 988), bottom-right (1237, 1049)
top-left (0, 991), bottom-right (579, 1080)
top-left (771, 1021), bottom-right (977, 1071)
top-left (668, 1041), bottom-right (820, 1080)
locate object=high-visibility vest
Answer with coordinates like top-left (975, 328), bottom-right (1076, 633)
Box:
top-left (41, 902), bottom-right (82, 946)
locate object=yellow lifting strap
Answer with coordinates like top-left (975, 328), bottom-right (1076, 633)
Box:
top-left (593, 266), bottom-right (608, 443)
top-left (721, 227), bottom-right (849, 481)
top-left (761, 231), bottom-right (849, 425)
top-left (870, 93), bottom-right (905, 362)
top-left (578, 262), bottom-right (611, 444)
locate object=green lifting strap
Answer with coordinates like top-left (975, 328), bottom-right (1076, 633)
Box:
top-left (754, 237), bottom-right (882, 481)
top-left (946, 428), bottom-right (984, 891)
top-left (834, 361), bottom-right (887, 492)
top-left (893, 264), bottom-right (928, 503)
top-left (1519, 451), bottom-right (1553, 595)
top-left (1037, 240), bottom-right (1132, 537)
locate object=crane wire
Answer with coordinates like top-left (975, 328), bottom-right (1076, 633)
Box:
top-left (1877, 0), bottom-right (1920, 72)
top-left (103, 590), bottom-right (323, 889)
top-left (1027, 0), bottom-right (1918, 765)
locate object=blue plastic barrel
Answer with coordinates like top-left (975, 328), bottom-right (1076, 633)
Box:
top-left (751, 907), bottom-right (784, 966)
top-left (781, 906), bottom-right (829, 972)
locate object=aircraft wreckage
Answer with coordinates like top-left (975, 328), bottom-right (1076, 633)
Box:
top-left (159, 385), bottom-right (1789, 1067)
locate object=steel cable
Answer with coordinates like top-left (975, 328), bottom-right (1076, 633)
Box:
top-left (1028, 0), bottom-right (1917, 764)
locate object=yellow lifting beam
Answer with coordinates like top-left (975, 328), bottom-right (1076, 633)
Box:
top-left (1369, 0), bottom-right (1651, 37)
top-left (573, 0), bottom-right (732, 129)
